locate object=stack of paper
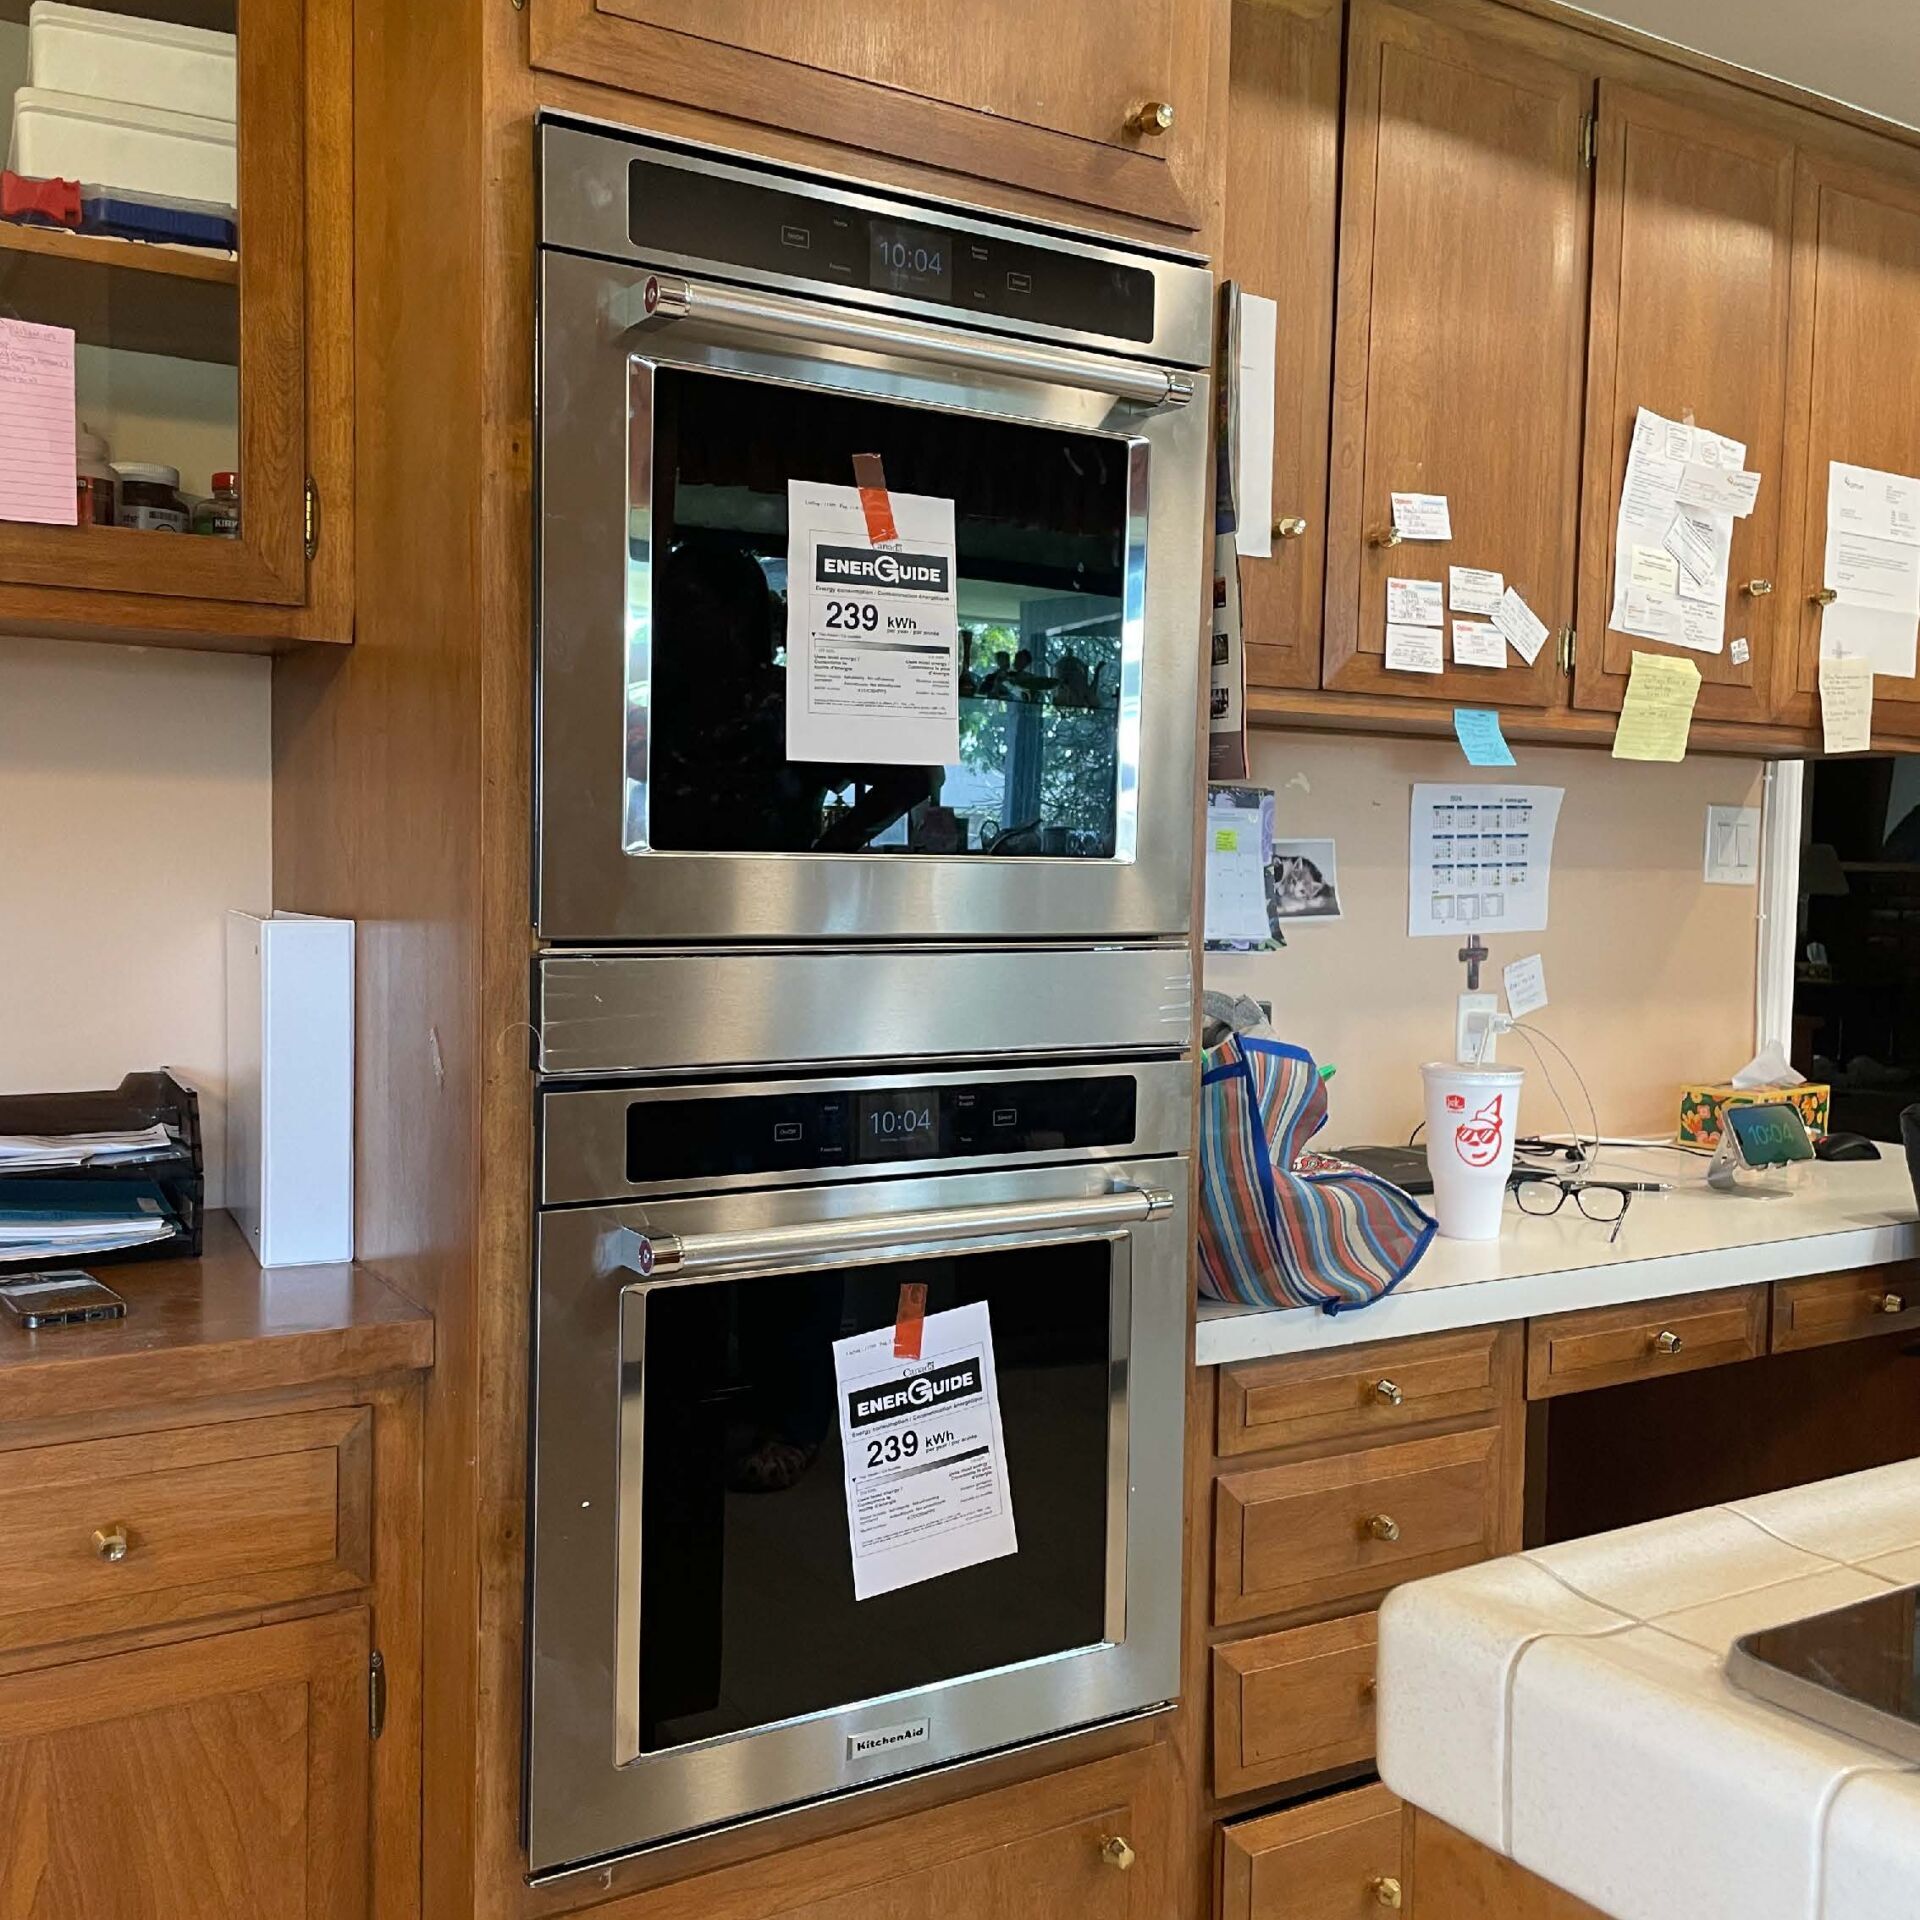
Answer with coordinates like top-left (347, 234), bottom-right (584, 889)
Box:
top-left (0, 1124), bottom-right (175, 1173)
top-left (1610, 407), bottom-right (1760, 657)
top-left (0, 1184), bottom-right (177, 1262)
top-left (1822, 462), bottom-right (1920, 679)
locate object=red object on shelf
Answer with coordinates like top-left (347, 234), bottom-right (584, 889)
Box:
top-left (1, 171), bottom-right (83, 229)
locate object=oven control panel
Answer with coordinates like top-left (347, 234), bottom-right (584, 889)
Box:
top-left (626, 1075), bottom-right (1138, 1184)
top-left (626, 154), bottom-right (1157, 343)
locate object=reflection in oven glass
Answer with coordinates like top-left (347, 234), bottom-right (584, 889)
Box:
top-left (637, 1245), bottom-right (1113, 1756)
top-left (631, 367), bottom-right (1135, 860)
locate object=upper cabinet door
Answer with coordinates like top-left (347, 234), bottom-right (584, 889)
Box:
top-left (1574, 84), bottom-right (1795, 725)
top-left (528, 0), bottom-right (1220, 230)
top-left (1324, 2), bottom-right (1592, 708)
top-left (1222, 0), bottom-right (1343, 694)
top-left (1780, 149), bottom-right (1920, 736)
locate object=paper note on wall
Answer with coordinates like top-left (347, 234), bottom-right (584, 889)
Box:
top-left (1409, 783), bottom-right (1564, 938)
top-left (1387, 577), bottom-right (1445, 626)
top-left (1819, 654), bottom-right (1875, 754)
top-left (1231, 290), bottom-right (1278, 559)
top-left (1391, 492), bottom-right (1453, 541)
top-left (1450, 567), bottom-right (1504, 616)
top-left (1503, 953), bottom-right (1549, 1019)
top-left (0, 319), bottom-right (78, 527)
top-left (1453, 708), bottom-right (1516, 767)
top-left (1492, 587), bottom-right (1550, 665)
top-left (1820, 461), bottom-right (1920, 678)
top-left (1385, 623), bottom-right (1444, 673)
top-left (1612, 650), bottom-right (1702, 762)
top-left (1452, 621), bottom-right (1507, 670)
top-left (1204, 792), bottom-right (1274, 945)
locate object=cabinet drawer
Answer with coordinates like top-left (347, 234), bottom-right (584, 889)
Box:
top-left (1213, 1613), bottom-right (1377, 1798)
top-left (0, 1408), bottom-right (371, 1651)
top-left (1773, 1268), bottom-right (1920, 1352)
top-left (1526, 1288), bottom-right (1766, 1398)
top-left (1218, 1329), bottom-right (1503, 1459)
top-left (1215, 1426), bottom-right (1504, 1626)
top-left (1219, 1781), bottom-right (1405, 1920)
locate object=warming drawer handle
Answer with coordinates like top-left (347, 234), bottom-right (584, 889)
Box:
top-left (607, 272), bottom-right (1196, 411)
top-left (606, 1185), bottom-right (1175, 1281)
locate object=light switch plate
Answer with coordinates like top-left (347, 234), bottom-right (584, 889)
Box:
top-left (1704, 805), bottom-right (1761, 886)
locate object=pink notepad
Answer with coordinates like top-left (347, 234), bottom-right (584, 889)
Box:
top-left (0, 319), bottom-right (78, 526)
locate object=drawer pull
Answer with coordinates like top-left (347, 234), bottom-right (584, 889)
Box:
top-left (1273, 515), bottom-right (1310, 540)
top-left (1370, 1876), bottom-right (1405, 1910)
top-left (1371, 1377), bottom-right (1404, 1407)
top-left (1365, 1512), bottom-right (1402, 1543)
top-left (1744, 578), bottom-right (1774, 597)
top-left (1100, 1834), bottom-right (1136, 1872)
top-left (1811, 588), bottom-right (1839, 606)
top-left (1360, 1674), bottom-right (1378, 1702)
top-left (1371, 526), bottom-right (1405, 548)
top-left (1125, 100), bottom-right (1174, 138)
top-left (91, 1522), bottom-right (130, 1564)
top-left (1875, 1292), bottom-right (1906, 1315)
top-left (1650, 1329), bottom-right (1683, 1356)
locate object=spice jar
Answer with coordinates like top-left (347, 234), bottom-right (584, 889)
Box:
top-left (112, 463), bottom-right (190, 533)
top-left (76, 424), bottom-right (116, 527)
top-left (192, 471), bottom-right (241, 538)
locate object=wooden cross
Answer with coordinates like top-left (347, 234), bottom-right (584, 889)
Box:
top-left (1458, 934), bottom-right (1490, 991)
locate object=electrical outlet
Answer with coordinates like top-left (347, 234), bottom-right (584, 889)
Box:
top-left (1456, 993), bottom-right (1500, 1063)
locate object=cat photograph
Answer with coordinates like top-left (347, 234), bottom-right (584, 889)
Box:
top-left (1267, 839), bottom-right (1343, 922)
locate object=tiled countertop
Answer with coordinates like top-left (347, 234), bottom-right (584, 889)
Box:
top-left (1197, 1144), bottom-right (1920, 1366)
top-left (1377, 1460), bottom-right (1920, 1920)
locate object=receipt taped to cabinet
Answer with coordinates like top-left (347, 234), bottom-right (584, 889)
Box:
top-left (786, 481), bottom-right (960, 767)
top-left (831, 1300), bottom-right (1017, 1601)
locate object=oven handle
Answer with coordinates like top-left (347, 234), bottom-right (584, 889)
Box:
top-left (608, 273), bottom-right (1196, 412)
top-left (606, 1183), bottom-right (1177, 1280)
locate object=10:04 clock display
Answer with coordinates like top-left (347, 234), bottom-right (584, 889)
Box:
top-left (869, 219), bottom-right (953, 300)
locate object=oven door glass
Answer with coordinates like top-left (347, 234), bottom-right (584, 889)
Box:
top-left (629, 364), bottom-right (1145, 863)
top-left (633, 1238), bottom-right (1121, 1755)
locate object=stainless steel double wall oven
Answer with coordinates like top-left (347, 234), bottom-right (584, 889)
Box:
top-left (528, 117), bottom-right (1211, 1878)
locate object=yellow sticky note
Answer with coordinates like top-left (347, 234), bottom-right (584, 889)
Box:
top-left (1213, 827), bottom-right (1239, 853)
top-left (1612, 650), bottom-right (1702, 762)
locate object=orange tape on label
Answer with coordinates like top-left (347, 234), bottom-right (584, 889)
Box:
top-left (892, 1281), bottom-right (928, 1360)
top-left (852, 451), bottom-right (899, 547)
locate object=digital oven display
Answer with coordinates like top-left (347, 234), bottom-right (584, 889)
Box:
top-left (855, 1089), bottom-right (939, 1159)
top-left (868, 219), bottom-right (953, 300)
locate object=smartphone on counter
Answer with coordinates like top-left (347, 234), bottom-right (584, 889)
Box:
top-left (0, 1270), bottom-right (128, 1328)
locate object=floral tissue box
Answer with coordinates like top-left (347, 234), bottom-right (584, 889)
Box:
top-left (1678, 1081), bottom-right (1831, 1150)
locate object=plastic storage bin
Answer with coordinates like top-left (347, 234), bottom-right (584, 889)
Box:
top-left (7, 87), bottom-right (236, 208)
top-left (28, 2), bottom-right (236, 123)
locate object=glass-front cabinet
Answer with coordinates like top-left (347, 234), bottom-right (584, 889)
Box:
top-left (0, 0), bottom-right (348, 645)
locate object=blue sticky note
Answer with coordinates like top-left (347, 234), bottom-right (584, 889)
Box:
top-left (1454, 707), bottom-right (1516, 767)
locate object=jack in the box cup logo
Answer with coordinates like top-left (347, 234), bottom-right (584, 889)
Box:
top-left (1454, 1092), bottom-right (1508, 1169)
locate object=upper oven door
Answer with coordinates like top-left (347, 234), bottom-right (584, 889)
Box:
top-left (534, 247), bottom-right (1209, 944)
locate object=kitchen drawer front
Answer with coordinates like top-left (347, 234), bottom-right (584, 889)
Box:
top-left (1773, 1267), bottom-right (1920, 1352)
top-left (1215, 1426), bottom-right (1503, 1626)
top-left (1525, 1287), bottom-right (1767, 1399)
top-left (0, 1407), bottom-right (371, 1650)
top-left (1219, 1781), bottom-right (1405, 1920)
top-left (1213, 1612), bottom-right (1377, 1799)
top-left (1217, 1328), bottom-right (1503, 1459)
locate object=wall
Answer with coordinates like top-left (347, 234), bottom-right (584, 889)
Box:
top-left (1205, 731), bottom-right (1766, 1147)
top-left (0, 639), bottom-right (273, 1203)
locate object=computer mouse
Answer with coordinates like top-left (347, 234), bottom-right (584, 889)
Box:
top-left (1814, 1132), bottom-right (1881, 1162)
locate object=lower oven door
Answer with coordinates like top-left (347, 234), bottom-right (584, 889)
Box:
top-left (526, 1160), bottom-right (1187, 1875)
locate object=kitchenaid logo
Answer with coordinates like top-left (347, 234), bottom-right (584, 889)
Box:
top-left (816, 545), bottom-right (951, 592)
top-left (847, 1719), bottom-right (930, 1762)
top-left (847, 1358), bottom-right (982, 1429)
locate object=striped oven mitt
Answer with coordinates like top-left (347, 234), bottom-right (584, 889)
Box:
top-left (1198, 1034), bottom-right (1436, 1313)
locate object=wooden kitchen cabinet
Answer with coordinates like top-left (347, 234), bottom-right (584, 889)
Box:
top-left (1777, 143), bottom-right (1920, 737)
top-left (0, 0), bottom-right (350, 652)
top-left (1222, 0), bottom-right (1343, 691)
top-left (0, 1610), bottom-right (370, 1919)
top-left (1218, 1782), bottom-right (1407, 1920)
top-left (1323, 0), bottom-right (1592, 709)
top-left (1573, 82), bottom-right (1796, 725)
top-left (526, 0), bottom-right (1221, 229)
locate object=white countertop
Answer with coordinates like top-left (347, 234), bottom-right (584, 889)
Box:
top-left (1376, 1460), bottom-right (1920, 1920)
top-left (1196, 1144), bottom-right (1920, 1367)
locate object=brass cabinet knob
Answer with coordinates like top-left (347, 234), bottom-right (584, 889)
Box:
top-left (1745, 579), bottom-right (1774, 596)
top-left (1650, 1329), bottom-right (1683, 1356)
top-left (1811, 587), bottom-right (1839, 606)
top-left (1273, 515), bottom-right (1310, 539)
top-left (1126, 101), bottom-right (1174, 137)
top-left (1369, 1876), bottom-right (1405, 1909)
top-left (1371, 526), bottom-right (1405, 548)
top-left (1360, 1674), bottom-right (1379, 1702)
top-left (1875, 1292), bottom-right (1906, 1315)
top-left (92, 1522), bottom-right (130, 1563)
top-left (1100, 1834), bottom-right (1136, 1871)
top-left (1372, 1378), bottom-right (1404, 1407)
top-left (1365, 1512), bottom-right (1401, 1542)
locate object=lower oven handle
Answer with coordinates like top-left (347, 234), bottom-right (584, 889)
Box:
top-left (608, 273), bottom-right (1196, 412)
top-left (608, 1184), bottom-right (1176, 1280)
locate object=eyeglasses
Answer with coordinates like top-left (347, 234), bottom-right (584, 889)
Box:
top-left (1513, 1174), bottom-right (1633, 1243)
